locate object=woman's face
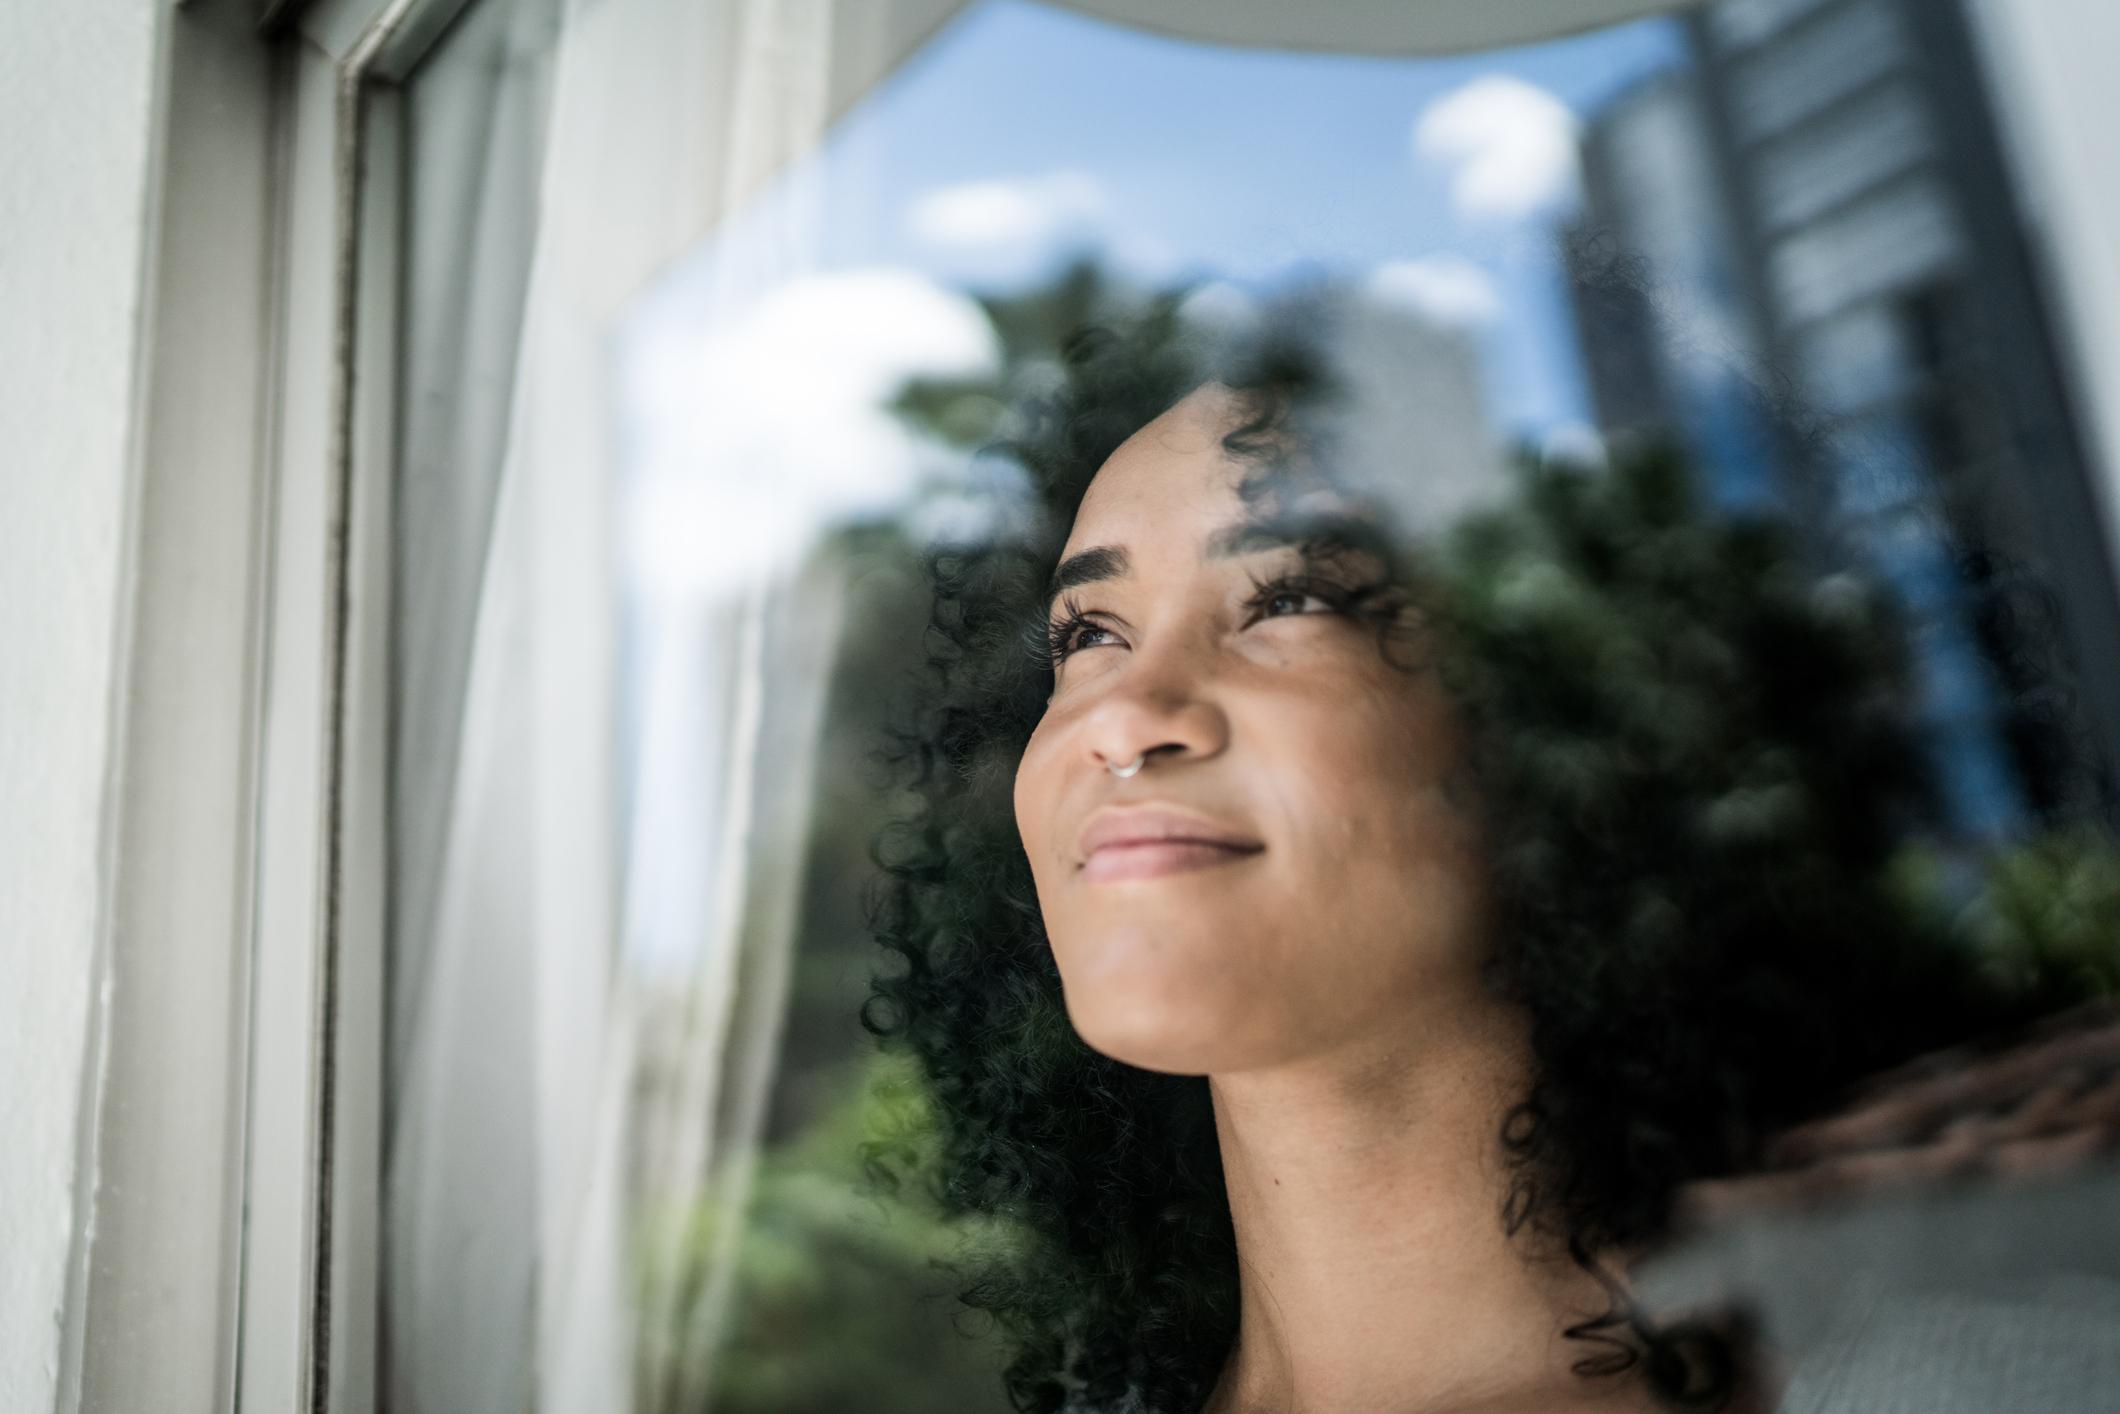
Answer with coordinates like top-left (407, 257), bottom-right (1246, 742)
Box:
top-left (1013, 383), bottom-right (1492, 1076)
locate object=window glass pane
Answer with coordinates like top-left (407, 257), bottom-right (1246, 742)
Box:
top-left (381, 3), bottom-right (2120, 1413)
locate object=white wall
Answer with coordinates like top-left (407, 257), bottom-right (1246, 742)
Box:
top-left (0, 3), bottom-right (165, 1410)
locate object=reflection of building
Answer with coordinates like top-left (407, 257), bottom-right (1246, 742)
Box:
top-left (1324, 287), bottom-right (1509, 540)
top-left (1568, 0), bottom-right (2120, 839)
top-left (1564, 67), bottom-right (1778, 515)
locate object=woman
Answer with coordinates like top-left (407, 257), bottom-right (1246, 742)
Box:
top-left (861, 312), bottom-right (2059, 1414)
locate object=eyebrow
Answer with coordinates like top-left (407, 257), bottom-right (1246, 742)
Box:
top-left (1040, 508), bottom-right (1388, 618)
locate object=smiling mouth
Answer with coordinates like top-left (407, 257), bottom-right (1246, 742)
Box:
top-left (1080, 839), bottom-right (1265, 884)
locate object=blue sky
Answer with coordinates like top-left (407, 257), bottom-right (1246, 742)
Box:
top-left (799, 0), bottom-right (1690, 436)
top-left (620, 0), bottom-right (1695, 599)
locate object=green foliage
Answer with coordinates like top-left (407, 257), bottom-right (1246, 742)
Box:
top-left (1433, 440), bottom-right (1928, 880)
top-left (1881, 828), bottom-right (2120, 1005)
top-left (637, 1050), bottom-right (1027, 1414)
top-left (887, 255), bottom-right (1186, 461)
top-left (1964, 828), bottom-right (2120, 1000)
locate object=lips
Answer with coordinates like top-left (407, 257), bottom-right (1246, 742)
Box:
top-left (1075, 805), bottom-right (1265, 882)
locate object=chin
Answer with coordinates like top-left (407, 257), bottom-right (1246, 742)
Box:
top-left (1071, 1025), bottom-right (1220, 1076)
top-left (1058, 983), bottom-right (1259, 1077)
top-left (1049, 914), bottom-right (1283, 1064)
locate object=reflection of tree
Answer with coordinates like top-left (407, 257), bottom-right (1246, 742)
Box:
top-left (638, 256), bottom-right (2120, 1414)
top-left (634, 264), bottom-right (1168, 1412)
top-left (636, 1051), bottom-right (1019, 1414)
top-left (1905, 828), bottom-right (2120, 1004)
top-left (888, 255), bottom-right (1180, 457)
top-left (648, 262), bottom-right (1189, 1412)
top-left (635, 519), bottom-right (1026, 1414)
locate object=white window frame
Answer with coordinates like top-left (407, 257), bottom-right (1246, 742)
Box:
top-left (63, 3), bottom-right (478, 1411)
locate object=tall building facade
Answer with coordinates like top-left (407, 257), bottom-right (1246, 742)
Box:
top-left (1565, 66), bottom-right (1781, 516)
top-left (1328, 285), bottom-right (1509, 541)
top-left (1569, 0), bottom-right (2120, 840)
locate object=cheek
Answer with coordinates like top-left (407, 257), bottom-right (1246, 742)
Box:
top-left (1276, 677), bottom-right (1435, 809)
top-left (1267, 681), bottom-right (1477, 911)
top-left (1012, 719), bottom-right (1061, 870)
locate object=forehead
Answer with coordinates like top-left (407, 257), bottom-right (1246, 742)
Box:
top-left (1045, 385), bottom-right (1392, 618)
top-left (1060, 383), bottom-right (1259, 555)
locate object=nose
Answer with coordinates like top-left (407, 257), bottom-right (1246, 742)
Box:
top-left (1078, 656), bottom-right (1230, 777)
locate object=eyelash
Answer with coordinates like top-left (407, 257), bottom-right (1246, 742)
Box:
top-left (1043, 572), bottom-right (1369, 668)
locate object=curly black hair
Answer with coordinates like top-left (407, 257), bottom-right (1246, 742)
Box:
top-left (858, 307), bottom-right (2050, 1414)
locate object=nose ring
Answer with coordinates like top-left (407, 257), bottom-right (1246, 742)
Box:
top-left (1107, 754), bottom-right (1146, 778)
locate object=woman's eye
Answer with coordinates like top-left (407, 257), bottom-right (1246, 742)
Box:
top-left (1047, 613), bottom-right (1119, 664)
top-left (1248, 580), bottom-right (1344, 622)
top-left (1047, 579), bottom-right (1356, 667)
top-left (1065, 623), bottom-right (1116, 652)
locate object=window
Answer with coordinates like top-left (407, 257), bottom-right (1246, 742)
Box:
top-left (48, 1), bottom-right (2120, 1410)
top-left (367, 3), bottom-right (2120, 1411)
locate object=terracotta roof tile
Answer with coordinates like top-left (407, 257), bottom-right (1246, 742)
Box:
top-left (1677, 1001), bottom-right (2120, 1224)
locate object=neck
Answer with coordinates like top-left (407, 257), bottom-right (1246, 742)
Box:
top-left (1200, 997), bottom-right (1653, 1414)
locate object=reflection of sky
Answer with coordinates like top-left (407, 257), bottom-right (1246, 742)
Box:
top-left (622, 0), bottom-right (1692, 595)
top-left (805, 0), bottom-right (1681, 432)
top-left (615, 1), bottom-right (1689, 972)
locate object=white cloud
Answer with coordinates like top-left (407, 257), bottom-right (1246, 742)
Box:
top-left (1176, 279), bottom-right (1262, 334)
top-left (624, 268), bottom-right (1001, 600)
top-left (1364, 257), bottom-right (1503, 329)
top-left (903, 170), bottom-right (1109, 287)
top-left (1413, 76), bottom-right (1582, 225)
top-left (1107, 228), bottom-right (1186, 286)
top-left (1540, 420), bottom-right (1609, 468)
